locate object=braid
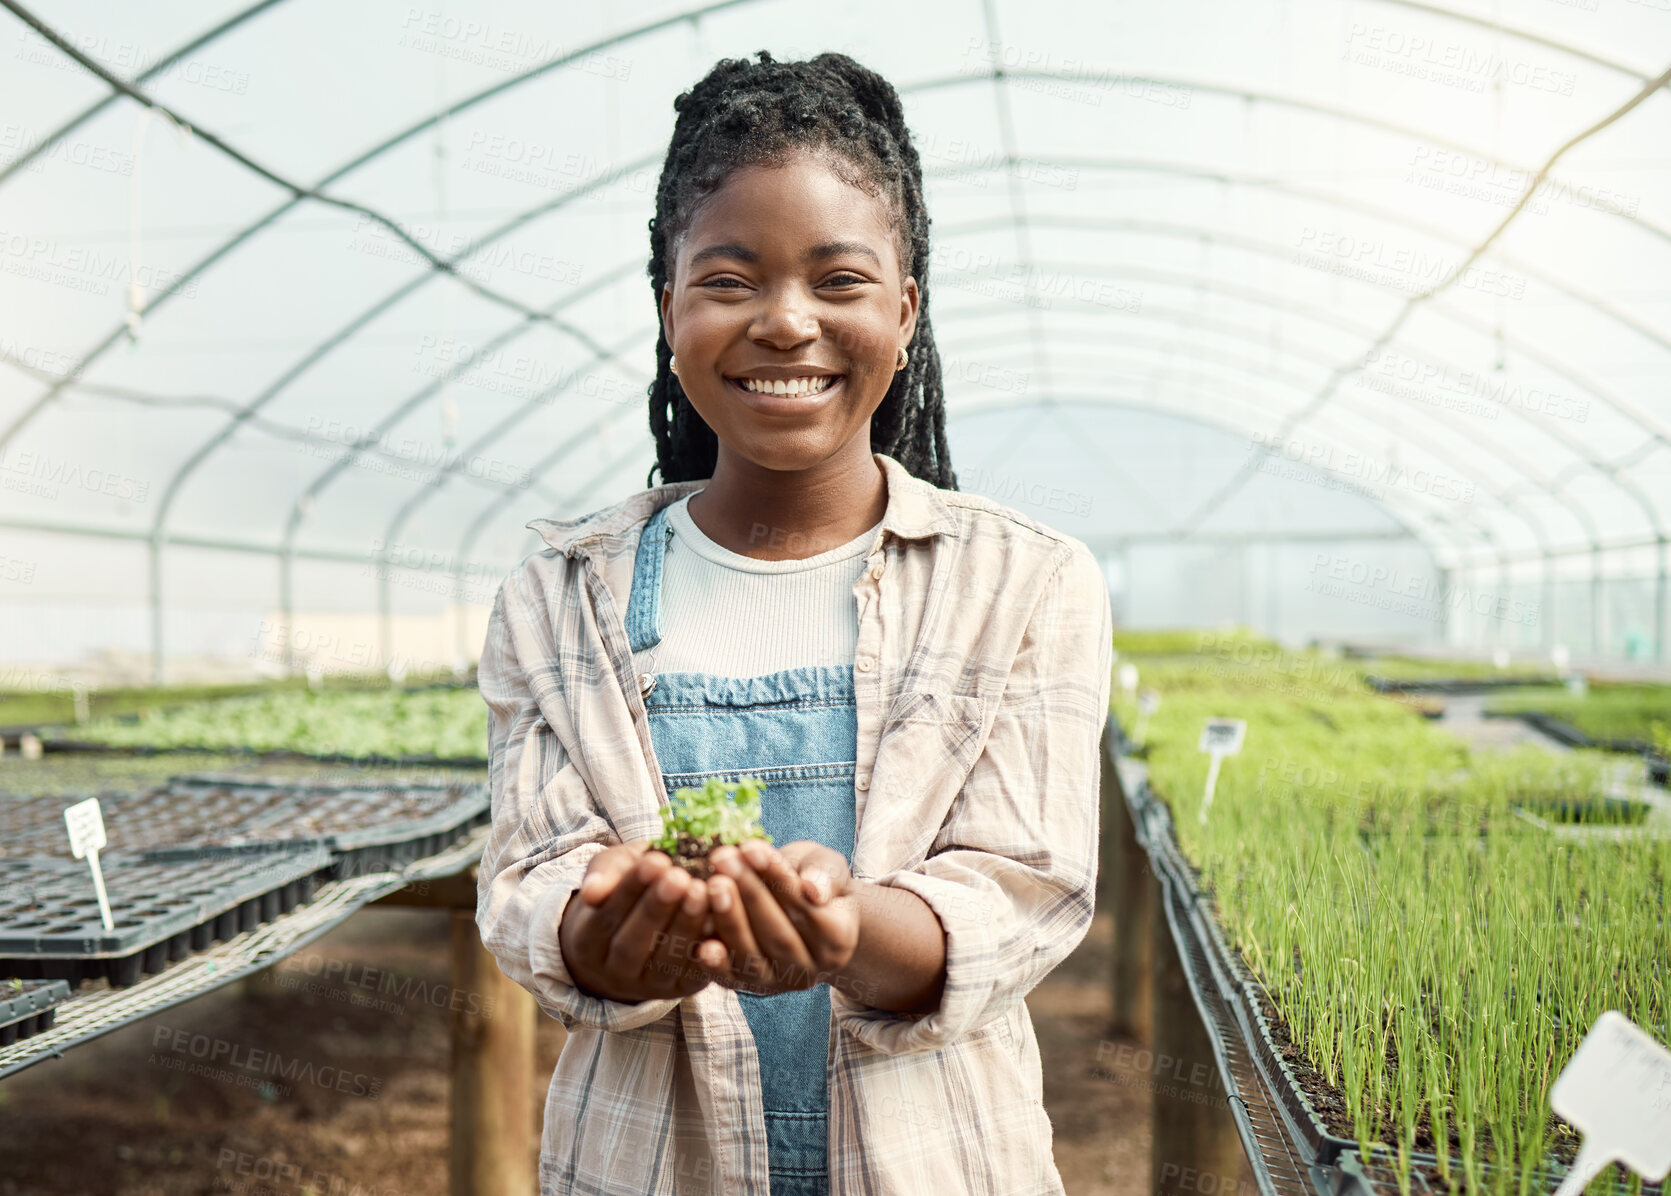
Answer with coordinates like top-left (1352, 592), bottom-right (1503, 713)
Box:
top-left (643, 50), bottom-right (957, 491)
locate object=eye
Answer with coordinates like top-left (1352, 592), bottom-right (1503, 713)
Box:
top-left (702, 277), bottom-right (746, 289)
top-left (824, 273), bottom-right (867, 287)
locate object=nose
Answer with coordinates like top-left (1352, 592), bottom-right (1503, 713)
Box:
top-left (747, 282), bottom-right (820, 349)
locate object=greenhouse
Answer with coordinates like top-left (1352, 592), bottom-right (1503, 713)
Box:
top-left (0, 1), bottom-right (1667, 1195)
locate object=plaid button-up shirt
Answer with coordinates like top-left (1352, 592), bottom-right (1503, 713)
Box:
top-left (476, 451), bottom-right (1113, 1196)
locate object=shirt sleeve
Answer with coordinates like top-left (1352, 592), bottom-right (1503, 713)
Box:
top-left (474, 565), bottom-right (681, 1033)
top-left (831, 540), bottom-right (1114, 1054)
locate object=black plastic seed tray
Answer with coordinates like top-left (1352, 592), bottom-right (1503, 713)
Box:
top-left (138, 775), bottom-right (491, 879)
top-left (0, 782), bottom-right (300, 859)
top-left (0, 979), bottom-right (70, 1046)
top-left (0, 846), bottom-right (329, 987)
top-left (1363, 674), bottom-right (1560, 694)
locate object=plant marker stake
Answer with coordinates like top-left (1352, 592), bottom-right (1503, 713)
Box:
top-left (1134, 688), bottom-right (1160, 747)
top-left (63, 797), bottom-right (115, 932)
top-left (1547, 1010), bottom-right (1671, 1196)
top-left (1119, 662), bottom-right (1139, 698)
top-left (1196, 718), bottom-right (1246, 825)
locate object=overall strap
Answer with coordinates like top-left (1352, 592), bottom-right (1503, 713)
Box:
top-left (624, 503), bottom-right (673, 654)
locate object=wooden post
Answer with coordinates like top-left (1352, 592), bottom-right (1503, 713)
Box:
top-left (449, 910), bottom-right (537, 1196)
top-left (1149, 886), bottom-right (1252, 1196)
top-left (1103, 733), bottom-right (1153, 1041)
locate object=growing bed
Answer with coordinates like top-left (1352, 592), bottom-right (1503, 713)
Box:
top-left (1108, 642), bottom-right (1669, 1194)
top-left (35, 685), bottom-right (488, 765)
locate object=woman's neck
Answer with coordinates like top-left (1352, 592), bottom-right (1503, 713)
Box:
top-left (684, 444), bottom-right (886, 561)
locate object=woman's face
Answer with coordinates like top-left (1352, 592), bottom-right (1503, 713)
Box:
top-left (660, 149), bottom-right (919, 474)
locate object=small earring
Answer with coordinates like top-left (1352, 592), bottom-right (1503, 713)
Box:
top-left (895, 347), bottom-right (908, 371)
top-left (669, 353), bottom-right (679, 375)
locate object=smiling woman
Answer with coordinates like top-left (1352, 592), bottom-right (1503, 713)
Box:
top-left (476, 47), bottom-right (1112, 1196)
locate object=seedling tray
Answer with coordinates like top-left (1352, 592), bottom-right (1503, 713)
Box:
top-left (0, 846), bottom-right (329, 987)
top-left (1109, 713), bottom-right (1661, 1196)
top-left (0, 781), bottom-right (299, 859)
top-left (142, 774), bottom-right (491, 878)
top-left (31, 736), bottom-right (489, 768)
top-left (1364, 675), bottom-right (1560, 694)
top-left (0, 979), bottom-right (69, 1046)
top-left (0, 775), bottom-right (489, 878)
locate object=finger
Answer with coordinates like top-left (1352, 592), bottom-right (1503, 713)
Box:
top-left (604, 858), bottom-right (689, 976)
top-left (791, 845), bottom-right (851, 906)
top-left (572, 848), bottom-right (662, 959)
top-left (578, 842), bottom-right (653, 907)
top-left (742, 841), bottom-right (818, 936)
top-left (650, 878), bottom-right (709, 993)
top-left (699, 859), bottom-right (765, 985)
top-left (724, 844), bottom-right (815, 984)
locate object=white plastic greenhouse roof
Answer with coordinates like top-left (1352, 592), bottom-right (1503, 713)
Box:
top-left (1, 0), bottom-right (1668, 612)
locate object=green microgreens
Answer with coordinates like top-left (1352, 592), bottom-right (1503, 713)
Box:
top-left (653, 775), bottom-right (772, 858)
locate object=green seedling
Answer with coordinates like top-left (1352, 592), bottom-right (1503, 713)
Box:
top-left (653, 775), bottom-right (773, 879)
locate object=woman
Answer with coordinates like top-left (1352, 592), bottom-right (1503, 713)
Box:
top-left (477, 49), bottom-right (1113, 1196)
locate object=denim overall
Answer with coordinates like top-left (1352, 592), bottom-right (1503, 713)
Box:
top-left (625, 502), bottom-right (858, 1196)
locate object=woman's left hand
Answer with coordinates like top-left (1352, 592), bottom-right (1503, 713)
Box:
top-left (695, 839), bottom-right (861, 997)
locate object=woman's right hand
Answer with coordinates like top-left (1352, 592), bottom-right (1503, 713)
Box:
top-left (557, 841), bottom-right (713, 1003)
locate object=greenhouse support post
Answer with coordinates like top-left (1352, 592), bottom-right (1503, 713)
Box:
top-left (449, 911), bottom-right (536, 1196)
top-left (1102, 728), bottom-right (1153, 1040)
top-left (375, 870), bottom-right (536, 1196)
top-left (1657, 536), bottom-right (1667, 662)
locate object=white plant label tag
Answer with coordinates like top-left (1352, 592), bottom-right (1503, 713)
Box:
top-left (63, 797), bottom-right (115, 931)
top-left (1198, 719), bottom-right (1246, 755)
top-left (1548, 1011), bottom-right (1671, 1196)
top-left (1131, 689), bottom-right (1161, 748)
top-left (1118, 662), bottom-right (1139, 695)
top-left (1197, 719), bottom-right (1246, 824)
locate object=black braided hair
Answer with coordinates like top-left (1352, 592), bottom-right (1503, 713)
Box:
top-left (643, 50), bottom-right (957, 491)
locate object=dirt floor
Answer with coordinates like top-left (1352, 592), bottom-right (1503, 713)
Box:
top-left (0, 904), bottom-right (1150, 1196)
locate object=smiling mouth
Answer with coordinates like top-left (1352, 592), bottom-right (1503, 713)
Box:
top-left (724, 375), bottom-right (845, 400)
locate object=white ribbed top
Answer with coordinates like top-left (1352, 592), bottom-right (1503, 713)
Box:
top-left (630, 492), bottom-right (880, 679)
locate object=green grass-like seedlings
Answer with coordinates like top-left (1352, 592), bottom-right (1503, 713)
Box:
top-left (1111, 647), bottom-right (1670, 1191)
top-left (654, 776), bottom-right (773, 879)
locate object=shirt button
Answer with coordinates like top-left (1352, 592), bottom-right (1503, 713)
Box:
top-left (869, 559), bottom-right (884, 580)
top-left (856, 655), bottom-right (875, 672)
top-left (856, 774), bottom-right (871, 790)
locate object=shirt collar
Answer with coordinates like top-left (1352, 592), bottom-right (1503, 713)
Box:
top-left (525, 451), bottom-right (961, 561)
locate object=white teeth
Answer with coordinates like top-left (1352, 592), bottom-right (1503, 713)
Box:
top-left (737, 375), bottom-right (836, 397)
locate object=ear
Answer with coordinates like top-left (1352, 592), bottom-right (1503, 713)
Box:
top-left (898, 274), bottom-right (920, 350)
top-left (660, 281), bottom-right (675, 351)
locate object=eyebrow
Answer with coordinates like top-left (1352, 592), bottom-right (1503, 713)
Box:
top-left (688, 240), bottom-right (882, 268)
